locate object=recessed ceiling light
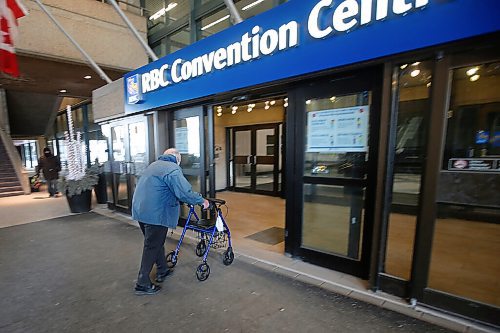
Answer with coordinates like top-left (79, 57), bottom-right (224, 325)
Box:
top-left (410, 69), bottom-right (420, 77)
top-left (470, 74), bottom-right (480, 82)
top-left (84, 75), bottom-right (92, 79)
top-left (466, 67), bottom-right (479, 76)
top-left (59, 89), bottom-right (67, 93)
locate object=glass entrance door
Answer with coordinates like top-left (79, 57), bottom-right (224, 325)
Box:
top-left (232, 124), bottom-right (280, 196)
top-left (107, 119), bottom-right (149, 214)
top-left (290, 70), bottom-right (382, 278)
top-left (171, 107), bottom-right (208, 222)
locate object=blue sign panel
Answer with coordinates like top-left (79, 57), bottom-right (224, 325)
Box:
top-left (124, 0), bottom-right (500, 114)
top-left (475, 130), bottom-right (489, 144)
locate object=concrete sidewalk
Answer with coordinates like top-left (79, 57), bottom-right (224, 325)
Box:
top-left (0, 212), bottom-right (455, 332)
top-left (0, 192), bottom-right (495, 332)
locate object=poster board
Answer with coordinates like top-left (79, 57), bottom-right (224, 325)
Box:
top-left (175, 127), bottom-right (189, 154)
top-left (306, 105), bottom-right (370, 153)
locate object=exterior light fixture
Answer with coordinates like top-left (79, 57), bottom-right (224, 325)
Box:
top-left (59, 89), bottom-right (67, 93)
top-left (470, 74), bottom-right (480, 82)
top-left (466, 67), bottom-right (479, 76)
top-left (201, 14), bottom-right (230, 31)
top-left (84, 75), bottom-right (92, 79)
top-left (242, 0), bottom-right (265, 11)
top-left (410, 69), bottom-right (420, 77)
top-left (149, 3), bottom-right (178, 21)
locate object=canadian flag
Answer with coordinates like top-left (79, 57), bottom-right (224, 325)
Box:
top-left (0, 0), bottom-right (27, 77)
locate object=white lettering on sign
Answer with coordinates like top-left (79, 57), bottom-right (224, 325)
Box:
top-left (308, 0), bottom-right (429, 39)
top-left (132, 0), bottom-right (430, 99)
top-left (140, 21), bottom-right (299, 94)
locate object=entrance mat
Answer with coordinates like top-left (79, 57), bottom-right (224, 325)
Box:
top-left (245, 227), bottom-right (284, 245)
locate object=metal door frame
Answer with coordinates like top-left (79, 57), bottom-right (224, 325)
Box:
top-left (230, 123), bottom-right (281, 196)
top-left (286, 66), bottom-right (383, 278)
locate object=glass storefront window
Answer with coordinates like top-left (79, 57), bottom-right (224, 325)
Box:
top-left (88, 130), bottom-right (109, 164)
top-left (169, 27), bottom-right (190, 53)
top-left (302, 91), bottom-right (371, 259)
top-left (428, 60), bottom-right (500, 307)
top-left (304, 93), bottom-right (371, 180)
top-left (145, 0), bottom-right (190, 35)
top-left (236, 0), bottom-right (276, 19)
top-left (384, 60), bottom-right (432, 280)
top-left (442, 62), bottom-right (500, 164)
top-left (198, 7), bottom-right (231, 39)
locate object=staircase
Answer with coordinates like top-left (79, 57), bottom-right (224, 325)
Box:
top-left (0, 139), bottom-right (24, 198)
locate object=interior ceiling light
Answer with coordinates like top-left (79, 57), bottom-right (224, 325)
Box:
top-left (242, 0), bottom-right (266, 11)
top-left (84, 75), bottom-right (92, 80)
top-left (284, 102), bottom-right (288, 107)
top-left (201, 14), bottom-right (230, 31)
top-left (410, 69), bottom-right (420, 77)
top-left (466, 67), bottom-right (479, 76)
top-left (249, 103), bottom-right (256, 108)
top-left (426, 82), bottom-right (431, 88)
top-left (217, 113), bottom-right (222, 117)
top-left (149, 3), bottom-right (178, 21)
top-left (400, 64), bottom-right (408, 69)
top-left (59, 89), bottom-right (67, 93)
top-left (470, 74), bottom-right (480, 82)
top-left (330, 96), bottom-right (336, 101)
top-left (412, 62), bottom-right (420, 66)
top-left (265, 101), bottom-right (270, 110)
top-left (306, 100), bottom-right (312, 104)
top-left (270, 100), bottom-right (276, 105)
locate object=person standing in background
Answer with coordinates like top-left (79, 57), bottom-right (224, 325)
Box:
top-left (36, 147), bottom-right (61, 197)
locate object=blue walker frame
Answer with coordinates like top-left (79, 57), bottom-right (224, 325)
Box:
top-left (165, 198), bottom-right (233, 281)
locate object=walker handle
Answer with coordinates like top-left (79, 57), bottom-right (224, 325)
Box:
top-left (206, 198), bottom-right (226, 205)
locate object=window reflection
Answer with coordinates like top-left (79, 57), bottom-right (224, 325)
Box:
top-left (384, 60), bottom-right (432, 279)
top-left (304, 92), bottom-right (371, 180)
top-left (429, 60), bottom-right (500, 307)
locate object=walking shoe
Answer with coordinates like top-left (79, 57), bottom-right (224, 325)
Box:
top-left (134, 284), bottom-right (161, 296)
top-left (155, 269), bottom-right (173, 283)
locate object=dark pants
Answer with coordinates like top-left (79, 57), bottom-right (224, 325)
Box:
top-left (47, 179), bottom-right (57, 196)
top-left (137, 222), bottom-right (168, 287)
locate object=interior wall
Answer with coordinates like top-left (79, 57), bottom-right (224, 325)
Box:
top-left (213, 105), bottom-right (285, 191)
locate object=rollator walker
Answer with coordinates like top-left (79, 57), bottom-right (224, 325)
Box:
top-left (166, 198), bottom-right (234, 281)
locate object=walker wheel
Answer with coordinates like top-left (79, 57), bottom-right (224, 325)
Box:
top-left (223, 247), bottom-right (234, 266)
top-left (196, 263), bottom-right (210, 281)
top-left (166, 251), bottom-right (177, 268)
top-left (195, 240), bottom-right (207, 257)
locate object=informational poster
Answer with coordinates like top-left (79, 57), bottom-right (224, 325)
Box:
top-left (448, 158), bottom-right (499, 172)
top-left (175, 127), bottom-right (189, 153)
top-left (307, 105), bottom-right (370, 153)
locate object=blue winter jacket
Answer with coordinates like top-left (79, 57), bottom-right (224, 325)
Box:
top-left (132, 154), bottom-right (204, 228)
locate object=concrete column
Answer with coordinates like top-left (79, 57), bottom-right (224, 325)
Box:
top-left (0, 89), bottom-right (11, 135)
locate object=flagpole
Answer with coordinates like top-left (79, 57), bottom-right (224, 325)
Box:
top-left (33, 0), bottom-right (112, 84)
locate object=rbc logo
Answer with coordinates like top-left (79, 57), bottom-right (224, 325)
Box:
top-left (127, 74), bottom-right (142, 104)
